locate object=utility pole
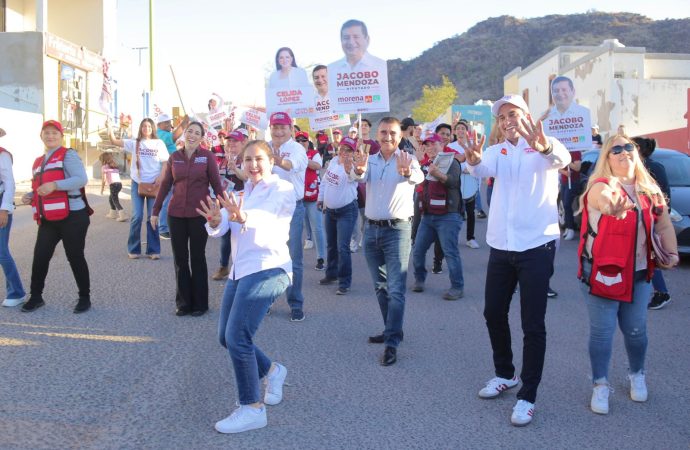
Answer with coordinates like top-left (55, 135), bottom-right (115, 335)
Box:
top-left (149, 0), bottom-right (154, 92)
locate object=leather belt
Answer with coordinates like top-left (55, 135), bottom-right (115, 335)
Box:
top-left (367, 217), bottom-right (411, 227)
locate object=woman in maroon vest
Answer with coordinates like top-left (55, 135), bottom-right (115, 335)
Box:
top-left (578, 134), bottom-right (678, 415)
top-left (21, 120), bottom-right (91, 313)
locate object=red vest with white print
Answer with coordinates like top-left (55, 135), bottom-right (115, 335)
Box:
top-left (304, 149), bottom-right (320, 202)
top-left (31, 147), bottom-right (70, 223)
top-left (577, 178), bottom-right (657, 302)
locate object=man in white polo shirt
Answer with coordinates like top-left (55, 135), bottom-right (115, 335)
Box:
top-left (268, 112), bottom-right (309, 322)
top-left (463, 95), bottom-right (570, 427)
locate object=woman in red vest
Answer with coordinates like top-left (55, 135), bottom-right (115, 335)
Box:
top-left (577, 134), bottom-right (678, 415)
top-left (21, 120), bottom-right (91, 313)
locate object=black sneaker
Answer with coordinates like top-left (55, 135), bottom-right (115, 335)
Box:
top-left (21, 297), bottom-right (45, 312)
top-left (319, 277), bottom-right (337, 285)
top-left (290, 309), bottom-right (305, 322)
top-left (315, 258), bottom-right (325, 271)
top-left (432, 263), bottom-right (443, 274)
top-left (335, 287), bottom-right (349, 295)
top-left (547, 288), bottom-right (558, 298)
top-left (477, 210), bottom-right (487, 219)
top-left (73, 297), bottom-right (91, 314)
top-left (648, 292), bottom-right (671, 310)
top-left (159, 232), bottom-right (171, 240)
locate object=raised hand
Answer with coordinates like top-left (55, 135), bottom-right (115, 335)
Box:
top-left (196, 195), bottom-right (223, 228)
top-left (396, 151), bottom-right (413, 177)
top-left (458, 129), bottom-right (486, 166)
top-left (517, 114), bottom-right (550, 153)
top-left (217, 191), bottom-right (246, 223)
top-left (602, 178), bottom-right (635, 219)
top-left (353, 145), bottom-right (368, 174)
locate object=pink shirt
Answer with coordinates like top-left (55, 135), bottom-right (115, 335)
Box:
top-left (102, 165), bottom-right (121, 185)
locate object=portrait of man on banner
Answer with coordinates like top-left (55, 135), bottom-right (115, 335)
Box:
top-left (544, 75), bottom-right (592, 151)
top-left (327, 19), bottom-right (390, 114)
top-left (309, 64), bottom-right (350, 130)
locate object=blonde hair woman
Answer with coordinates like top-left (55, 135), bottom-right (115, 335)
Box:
top-left (577, 134), bottom-right (678, 416)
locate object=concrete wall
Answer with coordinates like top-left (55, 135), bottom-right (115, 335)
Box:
top-left (5, 0), bottom-right (36, 31)
top-left (47, 0), bottom-right (105, 53)
top-left (0, 32), bottom-right (44, 114)
top-left (518, 53), bottom-right (560, 115)
top-left (645, 56), bottom-right (690, 79)
top-left (43, 55), bottom-right (59, 119)
top-left (0, 107), bottom-right (46, 182)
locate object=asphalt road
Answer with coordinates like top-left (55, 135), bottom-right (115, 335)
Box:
top-left (0, 186), bottom-right (688, 449)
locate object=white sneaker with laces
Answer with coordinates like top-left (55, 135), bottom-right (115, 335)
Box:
top-left (511, 400), bottom-right (535, 426)
top-left (563, 228), bottom-right (576, 240)
top-left (478, 375), bottom-right (519, 398)
top-left (3, 295), bottom-right (26, 307)
top-left (466, 239), bottom-right (480, 249)
top-left (350, 240), bottom-right (359, 253)
top-left (628, 372), bottom-right (648, 402)
top-left (264, 363), bottom-right (287, 405)
top-left (303, 240), bottom-right (314, 250)
top-left (590, 384), bottom-right (611, 414)
top-left (215, 405), bottom-right (267, 434)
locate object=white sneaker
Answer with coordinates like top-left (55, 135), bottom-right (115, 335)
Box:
top-left (511, 400), bottom-right (535, 426)
top-left (628, 372), bottom-right (648, 402)
top-left (350, 240), bottom-right (359, 253)
top-left (478, 375), bottom-right (519, 398)
top-left (590, 384), bottom-right (611, 414)
top-left (303, 240), bottom-right (314, 250)
top-left (214, 405), bottom-right (267, 434)
top-left (563, 228), bottom-right (576, 240)
top-left (2, 295), bottom-right (26, 307)
top-left (466, 239), bottom-right (480, 249)
top-left (264, 363), bottom-right (287, 405)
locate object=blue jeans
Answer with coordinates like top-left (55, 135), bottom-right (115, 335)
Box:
top-left (218, 268), bottom-right (290, 405)
top-left (584, 277), bottom-right (651, 382)
top-left (0, 215), bottom-right (25, 300)
top-left (324, 200), bottom-right (358, 289)
top-left (364, 220), bottom-right (412, 348)
top-left (413, 213), bottom-right (464, 290)
top-left (560, 182), bottom-right (577, 229)
top-left (159, 189), bottom-right (173, 234)
top-left (304, 201), bottom-right (325, 260)
top-left (651, 269), bottom-right (668, 293)
top-left (220, 229), bottom-right (231, 268)
top-left (128, 180), bottom-right (160, 255)
top-left (286, 200), bottom-right (305, 311)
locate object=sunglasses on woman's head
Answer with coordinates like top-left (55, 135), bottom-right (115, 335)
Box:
top-left (609, 143), bottom-right (635, 155)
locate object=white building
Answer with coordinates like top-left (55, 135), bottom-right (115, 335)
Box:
top-left (504, 39), bottom-right (690, 153)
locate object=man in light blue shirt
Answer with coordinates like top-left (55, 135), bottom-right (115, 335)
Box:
top-left (352, 117), bottom-right (423, 366)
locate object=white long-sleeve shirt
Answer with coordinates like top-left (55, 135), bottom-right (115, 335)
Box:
top-left (318, 156), bottom-right (358, 209)
top-left (468, 137), bottom-right (571, 252)
top-left (0, 151), bottom-right (15, 212)
top-left (206, 174), bottom-right (296, 280)
top-left (270, 138), bottom-right (308, 200)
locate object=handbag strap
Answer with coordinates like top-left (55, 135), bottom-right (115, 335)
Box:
top-left (135, 140), bottom-right (142, 179)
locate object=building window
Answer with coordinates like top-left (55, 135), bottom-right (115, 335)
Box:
top-left (547, 74), bottom-right (556, 106)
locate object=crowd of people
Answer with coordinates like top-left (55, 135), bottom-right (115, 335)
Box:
top-left (0, 87), bottom-right (680, 433)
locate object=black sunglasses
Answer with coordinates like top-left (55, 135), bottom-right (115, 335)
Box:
top-left (296, 138), bottom-right (308, 143)
top-left (609, 143), bottom-right (635, 155)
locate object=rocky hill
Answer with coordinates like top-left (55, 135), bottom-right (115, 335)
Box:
top-left (387, 12), bottom-right (690, 118)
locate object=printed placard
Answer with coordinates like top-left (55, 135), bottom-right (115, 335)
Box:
top-left (544, 76), bottom-right (593, 151)
top-left (239, 107), bottom-right (268, 130)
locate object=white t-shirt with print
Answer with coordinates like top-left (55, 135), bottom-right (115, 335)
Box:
top-left (123, 138), bottom-right (169, 183)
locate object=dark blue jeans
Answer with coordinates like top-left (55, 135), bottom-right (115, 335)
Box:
top-left (364, 220), bottom-right (412, 348)
top-left (483, 240), bottom-right (556, 403)
top-left (560, 182), bottom-right (577, 229)
top-left (219, 229), bottom-right (231, 268)
top-left (218, 268), bottom-right (290, 405)
top-left (286, 200), bottom-right (305, 311)
top-left (412, 213), bottom-right (464, 290)
top-left (324, 200), bottom-right (358, 289)
top-left (128, 180), bottom-right (160, 255)
top-left (0, 214), bottom-right (25, 300)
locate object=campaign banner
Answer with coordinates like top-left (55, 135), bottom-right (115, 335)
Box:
top-left (207, 110), bottom-right (228, 129)
top-left (265, 87), bottom-right (315, 117)
top-left (239, 107), bottom-right (268, 130)
top-left (544, 76), bottom-right (593, 151)
top-left (309, 96), bottom-right (350, 130)
top-left (327, 59), bottom-right (389, 114)
top-left (327, 20), bottom-right (390, 114)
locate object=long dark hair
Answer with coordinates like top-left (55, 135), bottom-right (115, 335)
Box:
top-left (275, 47), bottom-right (298, 71)
top-left (136, 118), bottom-right (158, 142)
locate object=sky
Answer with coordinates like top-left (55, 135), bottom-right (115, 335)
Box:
top-left (114, 0), bottom-right (689, 118)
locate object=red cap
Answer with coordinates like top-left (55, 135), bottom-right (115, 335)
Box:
top-left (217, 130), bottom-right (228, 138)
top-left (423, 133), bottom-right (442, 144)
top-left (332, 129), bottom-right (342, 135)
top-left (226, 130), bottom-right (246, 142)
top-left (295, 131), bottom-right (309, 140)
top-left (339, 137), bottom-right (358, 151)
top-left (42, 120), bottom-right (64, 134)
top-left (317, 134), bottom-right (329, 144)
top-left (269, 112), bottom-right (292, 126)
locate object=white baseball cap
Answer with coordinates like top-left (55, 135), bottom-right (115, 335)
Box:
top-left (156, 113), bottom-right (172, 124)
top-left (491, 95), bottom-right (529, 117)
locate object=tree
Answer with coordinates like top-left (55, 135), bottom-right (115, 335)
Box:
top-left (411, 75), bottom-right (458, 122)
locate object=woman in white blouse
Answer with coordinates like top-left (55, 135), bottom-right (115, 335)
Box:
top-left (197, 140), bottom-right (296, 434)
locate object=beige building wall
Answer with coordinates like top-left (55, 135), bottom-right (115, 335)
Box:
top-left (48, 0), bottom-right (105, 53)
